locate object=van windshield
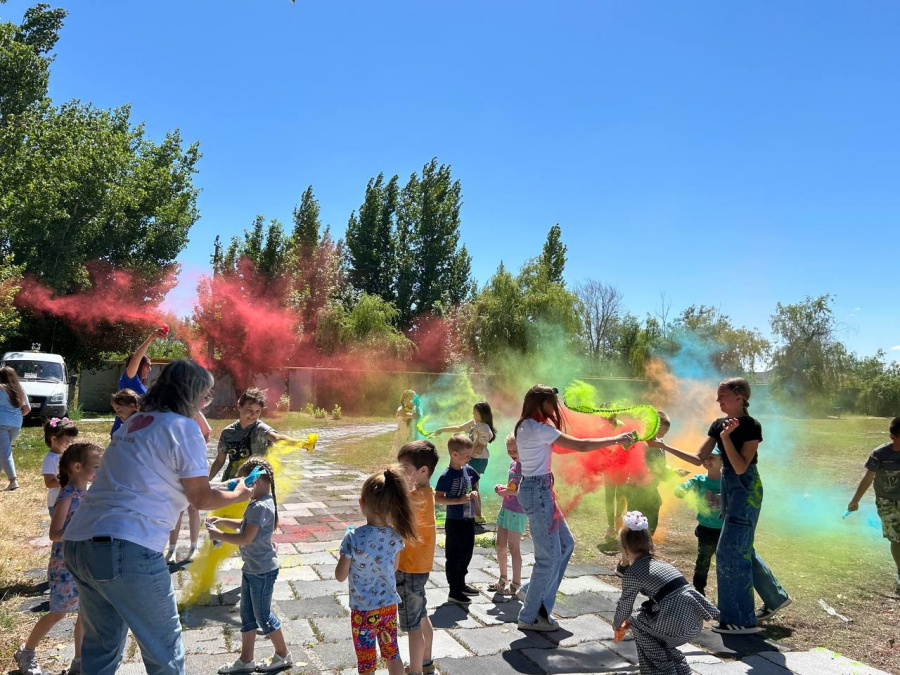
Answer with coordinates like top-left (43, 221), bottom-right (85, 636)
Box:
top-left (6, 360), bottom-right (64, 383)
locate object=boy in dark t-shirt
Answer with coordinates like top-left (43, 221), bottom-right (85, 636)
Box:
top-left (435, 434), bottom-right (479, 606)
top-left (848, 416), bottom-right (900, 593)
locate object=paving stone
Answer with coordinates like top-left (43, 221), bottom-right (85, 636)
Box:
top-left (557, 576), bottom-right (620, 595)
top-left (550, 592), bottom-right (620, 619)
top-left (278, 564), bottom-right (322, 581)
top-left (310, 616), bottom-right (354, 643)
top-left (691, 629), bottom-right (789, 659)
top-left (180, 605), bottom-right (241, 629)
top-left (296, 540), bottom-right (337, 553)
top-left (436, 651), bottom-right (545, 675)
top-left (522, 640), bottom-right (634, 673)
top-left (429, 602), bottom-right (483, 629)
top-left (309, 639), bottom-right (358, 670)
top-left (564, 563), bottom-right (616, 577)
top-left (605, 636), bottom-right (639, 664)
top-left (312, 563), bottom-right (340, 578)
top-left (544, 613), bottom-right (615, 646)
top-left (277, 595), bottom-right (346, 619)
top-left (448, 624), bottom-right (555, 655)
top-left (289, 579), bottom-right (345, 598)
top-left (678, 642), bottom-right (722, 664)
top-left (281, 617), bottom-right (317, 645)
top-left (467, 598), bottom-right (522, 625)
top-left (693, 656), bottom-right (792, 674)
top-left (757, 648), bottom-right (890, 675)
top-left (398, 629), bottom-right (471, 659)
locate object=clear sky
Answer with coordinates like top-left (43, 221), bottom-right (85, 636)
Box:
top-left (4, 0), bottom-right (899, 359)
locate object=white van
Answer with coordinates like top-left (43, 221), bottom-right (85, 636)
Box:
top-left (1, 351), bottom-right (69, 419)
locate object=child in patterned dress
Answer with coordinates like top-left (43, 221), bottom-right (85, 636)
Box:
top-left (613, 511), bottom-right (719, 675)
top-left (15, 442), bottom-right (103, 675)
top-left (335, 468), bottom-right (417, 675)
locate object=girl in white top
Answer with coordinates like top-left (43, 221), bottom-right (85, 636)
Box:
top-left (514, 385), bottom-right (633, 632)
top-left (63, 360), bottom-right (252, 675)
top-left (433, 401), bottom-right (496, 523)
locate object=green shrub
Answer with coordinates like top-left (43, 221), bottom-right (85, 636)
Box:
top-left (314, 407), bottom-right (327, 419)
top-left (332, 404), bottom-right (342, 420)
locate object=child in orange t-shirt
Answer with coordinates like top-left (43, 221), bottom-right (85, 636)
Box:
top-left (396, 440), bottom-right (439, 675)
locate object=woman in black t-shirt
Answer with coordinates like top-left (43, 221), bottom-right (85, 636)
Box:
top-left (649, 377), bottom-right (790, 634)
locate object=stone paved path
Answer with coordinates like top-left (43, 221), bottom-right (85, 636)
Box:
top-left (17, 423), bottom-right (888, 675)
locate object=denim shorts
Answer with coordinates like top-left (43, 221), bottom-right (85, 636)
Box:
top-left (395, 571), bottom-right (429, 631)
top-left (240, 569), bottom-right (282, 635)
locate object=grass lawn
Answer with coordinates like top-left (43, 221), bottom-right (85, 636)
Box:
top-left (0, 413), bottom-right (390, 663)
top-left (326, 415), bottom-right (900, 672)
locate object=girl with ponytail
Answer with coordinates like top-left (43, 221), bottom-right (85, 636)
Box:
top-left (335, 468), bottom-right (417, 675)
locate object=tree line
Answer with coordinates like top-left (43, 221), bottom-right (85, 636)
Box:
top-left (1, 3), bottom-right (897, 417)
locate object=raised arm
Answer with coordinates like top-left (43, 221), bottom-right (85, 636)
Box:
top-left (124, 329), bottom-right (166, 378)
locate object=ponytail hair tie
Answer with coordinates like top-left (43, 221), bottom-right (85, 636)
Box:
top-left (623, 511), bottom-right (649, 532)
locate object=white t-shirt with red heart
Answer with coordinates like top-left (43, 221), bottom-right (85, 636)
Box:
top-left (65, 411), bottom-right (209, 552)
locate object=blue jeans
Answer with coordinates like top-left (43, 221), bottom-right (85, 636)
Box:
top-left (716, 465), bottom-right (789, 626)
top-left (240, 569), bottom-right (282, 635)
top-left (517, 474), bottom-right (574, 623)
top-left (0, 425), bottom-right (20, 479)
top-left (64, 539), bottom-right (185, 675)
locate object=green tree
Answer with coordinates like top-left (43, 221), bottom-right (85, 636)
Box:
top-left (0, 3), bottom-right (66, 121)
top-left (315, 293), bottom-right (413, 359)
top-left (393, 174), bottom-right (419, 327)
top-left (345, 173), bottom-right (398, 300)
top-left (769, 294), bottom-right (848, 410)
top-left (540, 224), bottom-right (567, 285)
top-left (291, 185), bottom-right (320, 256)
top-left (670, 305), bottom-right (770, 374)
top-left (413, 159), bottom-right (467, 316)
top-left (0, 253), bottom-right (23, 345)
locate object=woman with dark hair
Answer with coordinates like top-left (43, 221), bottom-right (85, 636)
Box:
top-left (0, 366), bottom-right (31, 491)
top-left (110, 327), bottom-right (167, 436)
top-left (64, 360), bottom-right (252, 675)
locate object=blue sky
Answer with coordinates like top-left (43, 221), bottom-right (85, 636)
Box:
top-left (5, 0), bottom-right (899, 359)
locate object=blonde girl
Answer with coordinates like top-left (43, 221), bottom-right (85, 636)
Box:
top-left (15, 442), bottom-right (103, 675)
top-left (649, 377), bottom-right (790, 634)
top-left (335, 469), bottom-right (417, 675)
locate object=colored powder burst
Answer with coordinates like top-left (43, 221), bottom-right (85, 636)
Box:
top-left (563, 380), bottom-right (660, 441)
top-left (180, 434), bottom-right (317, 608)
top-left (14, 264), bottom-right (178, 333)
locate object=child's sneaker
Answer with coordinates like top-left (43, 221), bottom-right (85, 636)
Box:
top-left (447, 591), bottom-right (471, 606)
top-left (14, 644), bottom-right (41, 675)
top-left (755, 596), bottom-right (791, 621)
top-left (517, 615), bottom-right (557, 632)
top-left (217, 658), bottom-right (256, 674)
top-left (711, 623), bottom-right (760, 635)
top-left (474, 515), bottom-right (487, 525)
top-left (462, 584), bottom-right (480, 596)
top-left (256, 652), bottom-right (293, 673)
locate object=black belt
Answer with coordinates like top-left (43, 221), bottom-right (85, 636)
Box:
top-left (641, 576), bottom-right (689, 616)
top-left (90, 536), bottom-right (113, 543)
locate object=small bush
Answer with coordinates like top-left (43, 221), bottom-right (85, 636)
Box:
top-left (276, 394), bottom-right (291, 412)
top-left (314, 407), bottom-right (327, 419)
top-left (332, 404), bottom-right (342, 420)
top-left (304, 402), bottom-right (315, 416)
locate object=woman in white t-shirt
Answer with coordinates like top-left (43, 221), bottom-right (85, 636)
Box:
top-left (433, 401), bottom-right (497, 523)
top-left (514, 385), bottom-right (633, 632)
top-left (64, 361), bottom-right (252, 675)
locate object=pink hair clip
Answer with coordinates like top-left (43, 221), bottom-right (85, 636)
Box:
top-left (48, 417), bottom-right (70, 428)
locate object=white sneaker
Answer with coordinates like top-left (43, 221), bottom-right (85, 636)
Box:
top-left (711, 622), bottom-right (760, 635)
top-left (755, 596), bottom-right (792, 621)
top-left (256, 652), bottom-right (294, 672)
top-left (217, 658), bottom-right (256, 674)
top-left (517, 616), bottom-right (557, 632)
top-left (14, 644), bottom-right (42, 675)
